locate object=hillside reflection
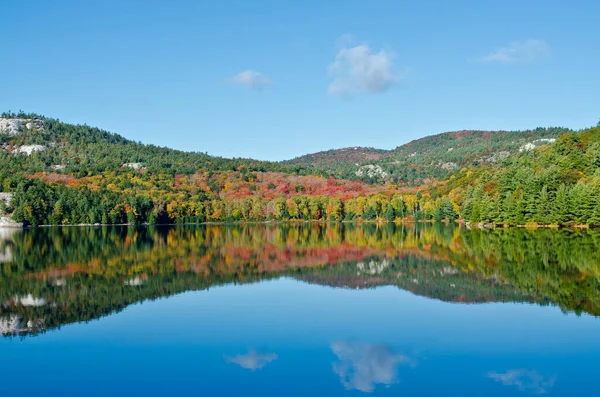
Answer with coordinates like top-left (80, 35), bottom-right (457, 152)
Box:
top-left (2, 223), bottom-right (600, 336)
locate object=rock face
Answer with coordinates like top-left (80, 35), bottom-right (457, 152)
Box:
top-left (355, 164), bottom-right (389, 179)
top-left (14, 145), bottom-right (45, 155)
top-left (519, 143), bottom-right (536, 152)
top-left (123, 162), bottom-right (145, 170)
top-left (0, 118), bottom-right (43, 136)
top-left (0, 192), bottom-right (13, 207)
top-left (519, 138), bottom-right (557, 153)
top-left (0, 216), bottom-right (22, 228)
top-left (0, 119), bottom-right (23, 135)
top-left (441, 162), bottom-right (458, 171)
top-left (480, 151), bottom-right (510, 164)
top-left (0, 193), bottom-right (20, 227)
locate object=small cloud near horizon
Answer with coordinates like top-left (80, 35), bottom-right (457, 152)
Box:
top-left (328, 38), bottom-right (400, 97)
top-left (229, 70), bottom-right (272, 90)
top-left (479, 39), bottom-right (550, 64)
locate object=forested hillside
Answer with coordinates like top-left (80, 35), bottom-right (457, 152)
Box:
top-left (0, 111), bottom-right (599, 227)
top-left (0, 111), bottom-right (316, 177)
top-left (433, 124), bottom-right (600, 226)
top-left (286, 147), bottom-right (388, 168)
top-left (288, 128), bottom-right (570, 184)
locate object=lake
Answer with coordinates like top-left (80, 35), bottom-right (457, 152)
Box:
top-left (1, 224), bottom-right (599, 396)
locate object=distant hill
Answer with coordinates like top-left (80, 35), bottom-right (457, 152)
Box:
top-left (285, 147), bottom-right (389, 167)
top-left (0, 111), bottom-right (311, 177)
top-left (284, 128), bottom-right (571, 185)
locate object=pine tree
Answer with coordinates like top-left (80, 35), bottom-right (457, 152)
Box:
top-left (440, 198), bottom-right (457, 221)
top-left (535, 186), bottom-right (552, 225)
top-left (553, 184), bottom-right (572, 225)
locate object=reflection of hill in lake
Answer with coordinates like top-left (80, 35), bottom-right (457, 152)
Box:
top-left (295, 256), bottom-right (539, 304)
top-left (2, 224), bottom-right (599, 336)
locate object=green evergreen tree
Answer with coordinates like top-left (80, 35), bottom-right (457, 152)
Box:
top-left (553, 184), bottom-right (572, 225)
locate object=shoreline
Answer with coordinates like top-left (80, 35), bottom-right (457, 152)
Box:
top-left (1, 219), bottom-right (595, 230)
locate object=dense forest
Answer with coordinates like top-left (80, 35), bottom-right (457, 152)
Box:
top-left (4, 223), bottom-right (600, 336)
top-left (435, 123), bottom-right (600, 226)
top-left (1, 111), bottom-right (599, 227)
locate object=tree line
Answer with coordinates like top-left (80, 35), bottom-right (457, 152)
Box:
top-left (8, 177), bottom-right (458, 226)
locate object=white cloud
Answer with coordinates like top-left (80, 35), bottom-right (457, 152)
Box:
top-left (488, 369), bottom-right (556, 394)
top-left (479, 39), bottom-right (550, 63)
top-left (224, 350), bottom-right (278, 371)
top-left (331, 341), bottom-right (410, 392)
top-left (328, 42), bottom-right (399, 97)
top-left (230, 70), bottom-right (272, 90)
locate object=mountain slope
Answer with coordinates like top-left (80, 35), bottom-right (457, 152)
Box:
top-left (285, 147), bottom-right (389, 167)
top-left (0, 113), bottom-right (398, 225)
top-left (285, 128), bottom-right (571, 185)
top-left (0, 111), bottom-right (315, 177)
top-left (1, 110), bottom-right (598, 228)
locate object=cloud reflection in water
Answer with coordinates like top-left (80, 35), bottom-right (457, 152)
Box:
top-left (331, 341), bottom-right (410, 392)
top-left (224, 350), bottom-right (278, 371)
top-left (488, 369), bottom-right (556, 394)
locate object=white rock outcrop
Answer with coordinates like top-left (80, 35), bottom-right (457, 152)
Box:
top-left (0, 192), bottom-right (13, 207)
top-left (0, 118), bottom-right (43, 135)
top-left (519, 143), bottom-right (536, 152)
top-left (123, 162), bottom-right (145, 170)
top-left (14, 145), bottom-right (45, 155)
top-left (355, 164), bottom-right (388, 179)
top-left (0, 216), bottom-right (22, 227)
top-left (519, 138), bottom-right (557, 153)
top-left (441, 162), bottom-right (458, 171)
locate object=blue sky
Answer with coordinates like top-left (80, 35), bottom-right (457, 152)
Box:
top-left (1, 0), bottom-right (599, 160)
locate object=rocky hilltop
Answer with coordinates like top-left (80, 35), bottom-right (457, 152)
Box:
top-left (0, 118), bottom-right (43, 136)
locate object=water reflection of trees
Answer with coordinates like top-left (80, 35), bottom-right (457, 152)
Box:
top-left (2, 223), bottom-right (600, 336)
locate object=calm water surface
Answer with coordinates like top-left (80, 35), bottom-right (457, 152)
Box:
top-left (1, 224), bottom-right (599, 396)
